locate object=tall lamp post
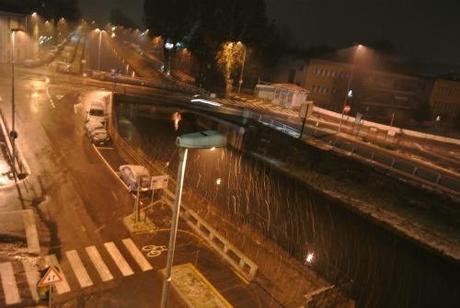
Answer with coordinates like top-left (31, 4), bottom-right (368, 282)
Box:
top-left (164, 39), bottom-right (174, 76)
top-left (337, 44), bottom-right (362, 134)
top-left (95, 28), bottom-right (103, 71)
top-left (237, 41), bottom-right (246, 94)
top-left (10, 28), bottom-right (24, 177)
top-left (160, 130), bottom-right (226, 308)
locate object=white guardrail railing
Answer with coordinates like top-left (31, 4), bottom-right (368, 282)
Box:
top-left (162, 189), bottom-right (258, 282)
top-left (313, 106), bottom-right (460, 146)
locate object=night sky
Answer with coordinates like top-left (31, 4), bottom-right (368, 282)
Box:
top-left (80, 0), bottom-right (460, 66)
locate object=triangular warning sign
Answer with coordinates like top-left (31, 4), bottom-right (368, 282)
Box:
top-left (37, 266), bottom-right (63, 287)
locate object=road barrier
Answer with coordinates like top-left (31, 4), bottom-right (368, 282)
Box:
top-left (313, 105), bottom-right (460, 147)
top-left (161, 189), bottom-right (258, 282)
top-left (330, 137), bottom-right (460, 198)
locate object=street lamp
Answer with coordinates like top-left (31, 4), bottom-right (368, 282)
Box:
top-left (95, 28), bottom-right (103, 71)
top-left (338, 44), bottom-right (362, 134)
top-left (237, 41), bottom-right (246, 93)
top-left (164, 39), bottom-right (174, 76)
top-left (160, 130), bottom-right (226, 308)
top-left (10, 28), bottom-right (24, 178)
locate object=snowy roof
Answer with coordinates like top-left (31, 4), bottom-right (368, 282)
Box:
top-left (271, 83), bottom-right (309, 93)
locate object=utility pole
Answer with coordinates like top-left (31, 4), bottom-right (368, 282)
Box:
top-left (10, 29), bottom-right (22, 178)
top-left (338, 44), bottom-right (362, 134)
top-left (97, 30), bottom-right (102, 71)
top-left (238, 43), bottom-right (246, 94)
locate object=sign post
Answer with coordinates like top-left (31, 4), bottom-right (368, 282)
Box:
top-left (150, 175), bottom-right (169, 206)
top-left (37, 266), bottom-right (62, 308)
top-left (298, 101), bottom-right (314, 139)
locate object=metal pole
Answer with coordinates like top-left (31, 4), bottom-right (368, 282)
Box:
top-left (390, 112), bottom-right (395, 127)
top-left (48, 285), bottom-right (52, 308)
top-left (299, 114), bottom-right (307, 139)
top-left (11, 31), bottom-right (17, 177)
top-left (97, 31), bottom-right (102, 71)
top-left (338, 46), bottom-right (360, 134)
top-left (134, 176), bottom-right (141, 223)
top-left (167, 49), bottom-right (171, 76)
top-left (161, 148), bottom-right (188, 308)
top-left (238, 45), bottom-right (246, 93)
top-left (11, 31), bottom-right (15, 134)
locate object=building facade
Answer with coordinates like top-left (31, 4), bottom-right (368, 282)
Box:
top-left (429, 77), bottom-right (460, 126)
top-left (284, 55), bottom-right (430, 125)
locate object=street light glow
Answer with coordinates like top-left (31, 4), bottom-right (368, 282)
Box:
top-left (305, 252), bottom-right (314, 264)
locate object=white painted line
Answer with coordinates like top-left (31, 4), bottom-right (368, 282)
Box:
top-left (85, 246), bottom-right (113, 282)
top-left (0, 262), bottom-right (21, 305)
top-left (92, 144), bottom-right (129, 190)
top-left (104, 242), bottom-right (134, 277)
top-left (22, 261), bottom-right (40, 302)
top-left (44, 255), bottom-right (71, 294)
top-left (122, 238), bottom-right (153, 272)
top-left (22, 210), bottom-right (40, 254)
top-left (65, 250), bottom-right (93, 288)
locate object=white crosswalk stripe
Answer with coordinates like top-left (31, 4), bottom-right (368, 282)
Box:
top-left (0, 262), bottom-right (21, 305)
top-left (44, 255), bottom-right (71, 294)
top-left (66, 250), bottom-right (93, 288)
top-left (0, 238), bottom-right (152, 305)
top-left (104, 242), bottom-right (134, 276)
top-left (22, 260), bottom-right (40, 302)
top-left (86, 245), bottom-right (114, 282)
top-left (122, 238), bottom-right (153, 272)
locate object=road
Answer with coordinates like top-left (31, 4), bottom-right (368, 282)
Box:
top-left (0, 62), bottom-right (281, 306)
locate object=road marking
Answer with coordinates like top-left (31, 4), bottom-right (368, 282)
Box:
top-left (0, 262), bottom-right (21, 305)
top-left (104, 242), bottom-right (134, 277)
top-left (122, 238), bottom-right (153, 271)
top-left (85, 246), bottom-right (113, 282)
top-left (22, 209), bottom-right (40, 254)
top-left (22, 260), bottom-right (40, 302)
top-left (44, 255), bottom-right (71, 294)
top-left (66, 250), bottom-right (93, 288)
top-left (91, 144), bottom-right (129, 190)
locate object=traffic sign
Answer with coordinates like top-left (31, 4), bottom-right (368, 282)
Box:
top-left (151, 175), bottom-right (169, 190)
top-left (37, 266), bottom-right (62, 287)
top-left (343, 105), bottom-right (351, 114)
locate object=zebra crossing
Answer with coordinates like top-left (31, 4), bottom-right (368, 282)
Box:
top-left (0, 238), bottom-right (154, 306)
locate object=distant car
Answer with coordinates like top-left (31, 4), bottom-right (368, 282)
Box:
top-left (86, 101), bottom-right (106, 122)
top-left (23, 58), bottom-right (41, 67)
top-left (119, 165), bottom-right (151, 192)
top-left (51, 61), bottom-right (71, 72)
top-left (190, 94), bottom-right (222, 107)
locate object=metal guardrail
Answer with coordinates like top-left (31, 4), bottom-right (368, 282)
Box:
top-left (330, 137), bottom-right (460, 198)
top-left (162, 189), bottom-right (258, 282)
top-left (237, 107), bottom-right (460, 198)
